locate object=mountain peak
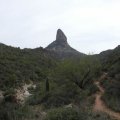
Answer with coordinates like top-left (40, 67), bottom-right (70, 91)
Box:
top-left (56, 29), bottom-right (67, 44)
top-left (46, 29), bottom-right (85, 59)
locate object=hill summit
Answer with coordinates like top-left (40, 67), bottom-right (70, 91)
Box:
top-left (46, 29), bottom-right (85, 59)
top-left (56, 29), bottom-right (67, 44)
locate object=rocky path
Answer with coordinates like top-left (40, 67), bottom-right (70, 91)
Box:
top-left (15, 83), bottom-right (36, 104)
top-left (93, 74), bottom-right (120, 120)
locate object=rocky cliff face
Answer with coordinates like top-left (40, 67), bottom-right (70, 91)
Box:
top-left (46, 29), bottom-right (85, 59)
top-left (56, 29), bottom-right (67, 44)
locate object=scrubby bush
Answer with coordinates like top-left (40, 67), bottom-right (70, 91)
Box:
top-left (53, 56), bottom-right (101, 90)
top-left (28, 56), bottom-right (101, 109)
top-left (0, 103), bottom-right (34, 120)
top-left (45, 107), bottom-right (113, 120)
top-left (45, 107), bottom-right (86, 120)
top-left (101, 79), bottom-right (120, 112)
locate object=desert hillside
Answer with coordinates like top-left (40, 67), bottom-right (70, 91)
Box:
top-left (0, 29), bottom-right (120, 120)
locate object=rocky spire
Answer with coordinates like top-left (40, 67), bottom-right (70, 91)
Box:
top-left (56, 29), bottom-right (67, 44)
top-left (46, 29), bottom-right (85, 59)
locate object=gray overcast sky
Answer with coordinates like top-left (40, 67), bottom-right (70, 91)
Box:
top-left (0, 0), bottom-right (120, 54)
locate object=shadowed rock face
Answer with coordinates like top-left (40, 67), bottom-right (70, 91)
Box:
top-left (56, 29), bottom-right (67, 44)
top-left (46, 29), bottom-right (85, 59)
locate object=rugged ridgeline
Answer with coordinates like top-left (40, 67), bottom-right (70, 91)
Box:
top-left (46, 29), bottom-right (85, 59)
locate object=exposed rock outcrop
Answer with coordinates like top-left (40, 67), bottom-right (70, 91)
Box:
top-left (46, 29), bottom-right (85, 59)
top-left (56, 29), bottom-right (67, 44)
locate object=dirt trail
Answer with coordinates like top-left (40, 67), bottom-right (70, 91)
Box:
top-left (93, 73), bottom-right (120, 120)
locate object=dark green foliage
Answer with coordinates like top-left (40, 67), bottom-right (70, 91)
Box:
top-left (45, 107), bottom-right (86, 120)
top-left (100, 50), bottom-right (120, 112)
top-left (28, 81), bottom-right (81, 108)
top-left (99, 45), bottom-right (120, 71)
top-left (102, 94), bottom-right (120, 112)
top-left (0, 103), bottom-right (34, 120)
top-left (28, 56), bottom-right (101, 109)
top-left (45, 107), bottom-right (113, 120)
top-left (0, 42), bottom-right (119, 120)
top-left (46, 78), bottom-right (50, 92)
top-left (0, 44), bottom-right (57, 90)
top-left (87, 83), bottom-right (99, 96)
top-left (43, 83), bottom-right (80, 108)
top-left (53, 56), bottom-right (101, 89)
top-left (101, 77), bottom-right (120, 112)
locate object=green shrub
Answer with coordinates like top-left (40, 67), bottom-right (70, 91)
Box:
top-left (45, 107), bottom-right (113, 120)
top-left (45, 107), bottom-right (86, 120)
top-left (102, 94), bottom-right (120, 112)
top-left (100, 76), bottom-right (120, 112)
top-left (0, 103), bottom-right (34, 120)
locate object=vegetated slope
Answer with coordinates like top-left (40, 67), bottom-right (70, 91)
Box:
top-left (98, 45), bottom-right (120, 112)
top-left (46, 29), bottom-right (85, 59)
top-left (94, 73), bottom-right (120, 120)
top-left (0, 38), bottom-right (119, 120)
top-left (98, 45), bottom-right (120, 69)
top-left (0, 43), bottom-right (58, 120)
top-left (28, 55), bottom-right (114, 120)
top-left (0, 43), bottom-right (104, 120)
top-left (0, 43), bottom-right (57, 90)
top-left (28, 56), bottom-right (101, 107)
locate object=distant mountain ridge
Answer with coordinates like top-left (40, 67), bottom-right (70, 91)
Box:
top-left (46, 29), bottom-right (85, 59)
